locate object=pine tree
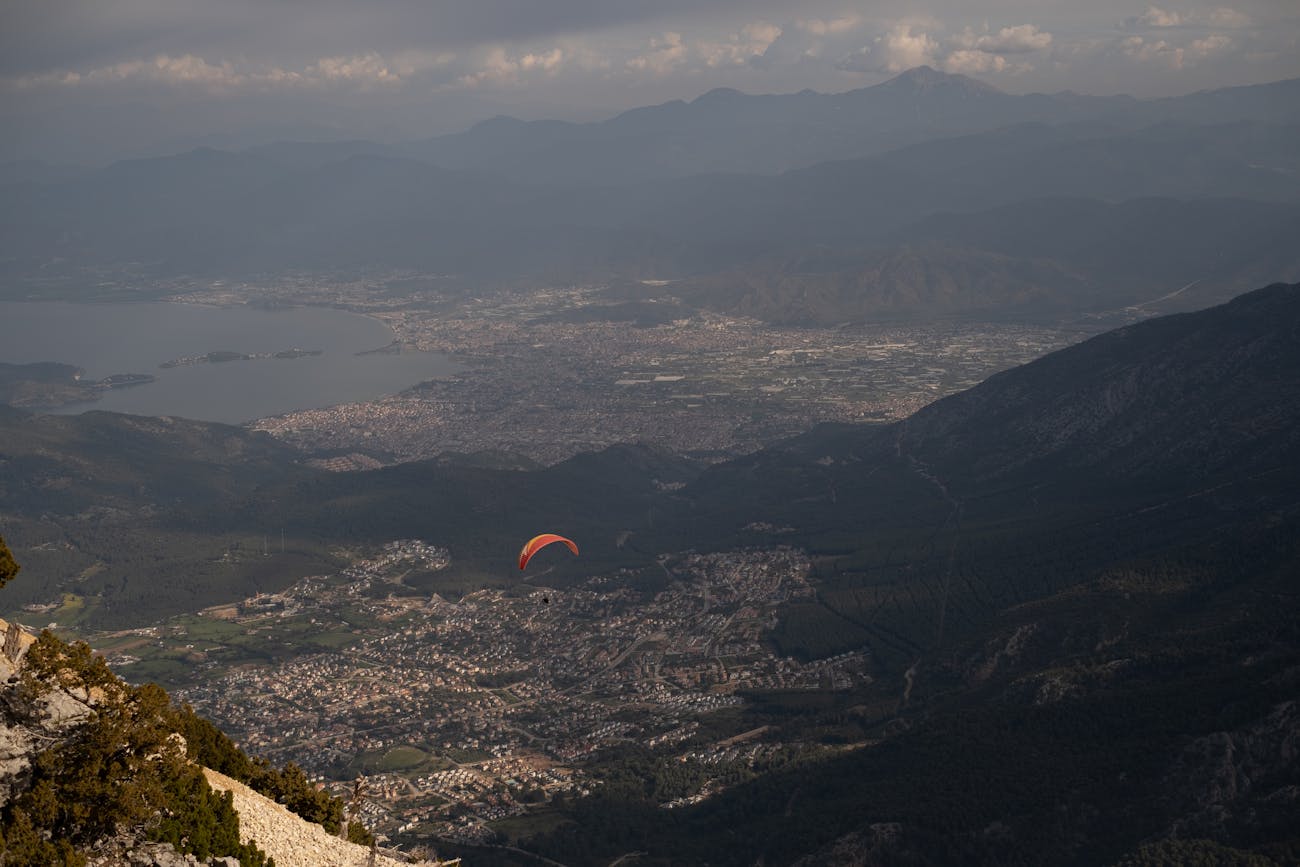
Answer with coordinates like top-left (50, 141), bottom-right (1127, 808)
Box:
top-left (0, 534), bottom-right (19, 590)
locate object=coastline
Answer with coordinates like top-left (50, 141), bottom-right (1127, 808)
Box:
top-left (0, 298), bottom-right (455, 424)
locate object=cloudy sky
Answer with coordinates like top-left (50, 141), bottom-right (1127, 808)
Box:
top-left (3, 0), bottom-right (1297, 162)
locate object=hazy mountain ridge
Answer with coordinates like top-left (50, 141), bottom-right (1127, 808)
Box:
top-left (673, 244), bottom-right (1089, 324)
top-left (0, 402), bottom-right (699, 625)
top-left (0, 406), bottom-right (324, 622)
top-left (3, 69), bottom-right (1299, 319)
top-left (6, 137), bottom-right (1296, 311)
top-left (708, 283), bottom-right (1300, 523)
top-left (669, 194), bottom-right (1300, 324)
top-left (0, 406), bottom-right (307, 513)
top-left (11, 66), bottom-right (1290, 189)
top-left (899, 281), bottom-right (1300, 484)
top-left (396, 67), bottom-right (1299, 183)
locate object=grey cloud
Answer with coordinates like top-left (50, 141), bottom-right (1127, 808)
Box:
top-left (751, 15), bottom-right (863, 70)
top-left (1121, 6), bottom-right (1184, 31)
top-left (0, 0), bottom-right (792, 76)
top-left (3, 0), bottom-right (1299, 163)
top-left (950, 24), bottom-right (1052, 55)
top-left (1119, 4), bottom-right (1269, 34)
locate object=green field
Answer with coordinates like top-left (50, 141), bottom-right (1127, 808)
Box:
top-left (174, 615), bottom-right (362, 659)
top-left (379, 746), bottom-right (429, 771)
top-left (174, 615), bottom-right (248, 644)
top-left (304, 628), bottom-right (359, 650)
top-left (417, 566), bottom-right (519, 600)
top-left (125, 657), bottom-right (196, 685)
top-left (488, 810), bottom-right (572, 844)
top-left (90, 633), bottom-right (153, 652)
top-left (13, 593), bottom-right (102, 634)
top-left (346, 745), bottom-right (453, 777)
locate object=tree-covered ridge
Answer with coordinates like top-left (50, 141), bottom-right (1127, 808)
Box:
top-left (496, 286), bottom-right (1300, 865)
top-left (174, 704), bottom-right (373, 845)
top-left (515, 524), bottom-right (1300, 866)
top-left (0, 534), bottom-right (18, 590)
top-left (0, 628), bottom-right (274, 866)
top-left (0, 533), bottom-right (369, 864)
top-left (1112, 838), bottom-right (1282, 867)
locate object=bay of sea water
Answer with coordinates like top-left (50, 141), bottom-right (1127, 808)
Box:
top-left (0, 301), bottom-right (456, 424)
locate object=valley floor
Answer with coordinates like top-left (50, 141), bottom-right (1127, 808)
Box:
top-left (89, 541), bottom-right (864, 847)
top-left (162, 277), bottom-right (1090, 466)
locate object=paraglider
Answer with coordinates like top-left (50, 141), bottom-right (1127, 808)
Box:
top-left (519, 533), bottom-right (579, 571)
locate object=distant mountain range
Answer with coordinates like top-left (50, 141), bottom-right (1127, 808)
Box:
top-left (670, 196), bottom-right (1300, 323)
top-left (3, 68), bottom-right (1299, 323)
top-left (264, 66), bottom-right (1300, 184)
top-left (11, 67), bottom-right (1300, 188)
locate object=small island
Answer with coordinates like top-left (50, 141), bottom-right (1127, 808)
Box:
top-left (0, 347), bottom-right (325, 410)
top-left (0, 362), bottom-right (156, 409)
top-left (160, 348), bottom-right (322, 368)
top-left (98, 373), bottom-right (156, 388)
top-left (273, 347), bottom-right (324, 360)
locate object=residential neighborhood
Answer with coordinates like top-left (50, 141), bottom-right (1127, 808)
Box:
top-left (93, 539), bottom-right (871, 842)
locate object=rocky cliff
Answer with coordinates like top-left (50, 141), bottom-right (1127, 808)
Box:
top-left (0, 617), bottom-right (444, 866)
top-left (202, 768), bottom-right (432, 867)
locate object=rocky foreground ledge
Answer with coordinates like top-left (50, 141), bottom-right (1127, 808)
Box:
top-left (1, 618), bottom-right (450, 866)
top-left (203, 768), bottom-right (439, 867)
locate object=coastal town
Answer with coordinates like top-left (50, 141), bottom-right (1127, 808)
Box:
top-left (91, 538), bottom-right (870, 846)
top-left (11, 270), bottom-right (1090, 856)
top-left (161, 275), bottom-right (1086, 467)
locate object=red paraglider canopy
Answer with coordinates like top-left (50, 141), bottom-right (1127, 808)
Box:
top-left (519, 533), bottom-right (579, 570)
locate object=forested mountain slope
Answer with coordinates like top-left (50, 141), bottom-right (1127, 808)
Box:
top-left (519, 284), bottom-right (1300, 865)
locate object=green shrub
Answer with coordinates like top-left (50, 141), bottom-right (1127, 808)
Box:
top-left (0, 630), bottom-right (273, 866)
top-left (0, 534), bottom-right (19, 590)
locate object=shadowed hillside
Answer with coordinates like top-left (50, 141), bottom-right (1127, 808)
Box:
top-left (669, 283), bottom-right (1300, 663)
top-left (517, 284), bottom-right (1300, 865)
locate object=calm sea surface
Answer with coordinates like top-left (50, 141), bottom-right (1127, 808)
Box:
top-left (0, 301), bottom-right (456, 424)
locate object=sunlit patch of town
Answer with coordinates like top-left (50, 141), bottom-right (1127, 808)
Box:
top-left (91, 539), bottom-right (873, 844)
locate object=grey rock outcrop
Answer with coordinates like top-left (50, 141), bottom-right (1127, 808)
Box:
top-left (1, 619), bottom-right (282, 865)
top-left (0, 617), bottom-right (55, 808)
top-left (1164, 699), bottom-right (1300, 840)
top-left (792, 823), bottom-right (915, 867)
top-left (203, 767), bottom-right (436, 866)
top-left (85, 838), bottom-right (244, 866)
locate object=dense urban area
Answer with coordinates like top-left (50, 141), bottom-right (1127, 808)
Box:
top-left (162, 273), bottom-right (1088, 466)
top-left (86, 538), bottom-right (864, 848)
